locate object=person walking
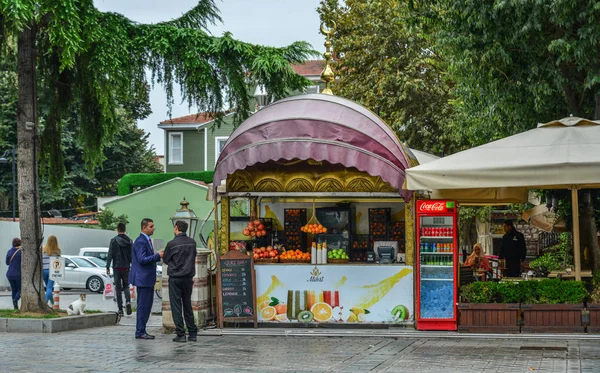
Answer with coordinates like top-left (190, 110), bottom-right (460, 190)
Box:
top-left (498, 219), bottom-right (527, 277)
top-left (129, 218), bottom-right (162, 340)
top-left (161, 220), bottom-right (198, 342)
top-left (107, 222), bottom-right (133, 317)
top-left (6, 238), bottom-right (22, 310)
top-left (42, 235), bottom-right (61, 305)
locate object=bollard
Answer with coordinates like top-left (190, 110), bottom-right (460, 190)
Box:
top-left (53, 282), bottom-right (60, 310)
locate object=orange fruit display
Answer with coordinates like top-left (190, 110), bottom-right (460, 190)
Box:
top-left (260, 306), bottom-right (277, 321)
top-left (300, 223), bottom-right (328, 235)
top-left (310, 302), bottom-right (333, 322)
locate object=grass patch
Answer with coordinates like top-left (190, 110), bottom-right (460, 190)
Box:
top-left (0, 309), bottom-right (67, 319)
top-left (0, 309), bottom-right (108, 318)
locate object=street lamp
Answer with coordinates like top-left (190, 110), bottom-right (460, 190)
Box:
top-left (253, 84), bottom-right (270, 110)
top-left (170, 198), bottom-right (199, 240)
top-left (0, 146), bottom-right (16, 222)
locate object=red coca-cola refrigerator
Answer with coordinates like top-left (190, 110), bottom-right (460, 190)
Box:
top-left (415, 200), bottom-right (458, 331)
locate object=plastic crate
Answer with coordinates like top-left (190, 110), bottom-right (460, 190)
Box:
top-left (368, 208), bottom-right (391, 223)
top-left (369, 234), bottom-right (388, 251)
top-left (284, 209), bottom-right (307, 251)
top-left (351, 234), bottom-right (369, 262)
top-left (387, 221), bottom-right (405, 241)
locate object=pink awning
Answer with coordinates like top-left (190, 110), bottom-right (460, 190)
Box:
top-left (214, 94), bottom-right (412, 199)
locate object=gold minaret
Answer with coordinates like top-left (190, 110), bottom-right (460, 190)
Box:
top-left (320, 21), bottom-right (336, 95)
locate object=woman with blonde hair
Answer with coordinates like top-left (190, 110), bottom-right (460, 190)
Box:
top-left (465, 243), bottom-right (491, 271)
top-left (42, 235), bottom-right (61, 304)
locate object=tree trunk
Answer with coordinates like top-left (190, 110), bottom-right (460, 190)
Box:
top-left (589, 95), bottom-right (600, 273)
top-left (579, 192), bottom-right (599, 271)
top-left (17, 24), bottom-right (49, 312)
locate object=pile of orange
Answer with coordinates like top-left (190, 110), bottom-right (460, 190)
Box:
top-left (280, 249), bottom-right (311, 262)
top-left (301, 223), bottom-right (327, 234)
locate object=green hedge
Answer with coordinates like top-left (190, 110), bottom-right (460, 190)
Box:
top-left (460, 279), bottom-right (588, 304)
top-left (117, 172), bottom-right (214, 196)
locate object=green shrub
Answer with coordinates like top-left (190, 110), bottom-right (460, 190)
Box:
top-left (117, 171), bottom-right (214, 195)
top-left (460, 279), bottom-right (587, 304)
top-left (533, 279), bottom-right (587, 304)
top-left (460, 282), bottom-right (494, 303)
top-left (528, 233), bottom-right (572, 275)
top-left (590, 272), bottom-right (600, 303)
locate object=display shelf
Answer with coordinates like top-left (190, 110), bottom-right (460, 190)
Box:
top-left (421, 252), bottom-right (454, 255)
top-left (420, 236), bottom-right (454, 240)
top-left (284, 208), bottom-right (307, 251)
top-left (420, 265), bottom-right (453, 268)
top-left (421, 278), bottom-right (453, 282)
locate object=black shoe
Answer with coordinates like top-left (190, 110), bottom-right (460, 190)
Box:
top-left (118, 310), bottom-right (124, 317)
top-left (135, 334), bottom-right (155, 340)
top-left (126, 303), bottom-right (132, 315)
top-left (188, 334), bottom-right (197, 342)
top-left (172, 335), bottom-right (187, 343)
top-left (13, 300), bottom-right (18, 310)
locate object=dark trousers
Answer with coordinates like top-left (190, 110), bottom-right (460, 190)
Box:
top-left (168, 277), bottom-right (197, 336)
top-left (113, 269), bottom-right (131, 311)
top-left (135, 286), bottom-right (153, 337)
top-left (8, 278), bottom-right (21, 302)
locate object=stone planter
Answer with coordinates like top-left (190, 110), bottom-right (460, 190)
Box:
top-left (586, 303), bottom-right (600, 333)
top-left (521, 303), bottom-right (585, 333)
top-left (457, 303), bottom-right (520, 333)
top-left (162, 248), bottom-right (213, 330)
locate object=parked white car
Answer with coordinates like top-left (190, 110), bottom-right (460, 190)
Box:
top-left (60, 255), bottom-right (112, 293)
top-left (79, 247), bottom-right (109, 261)
top-left (79, 247), bottom-right (163, 276)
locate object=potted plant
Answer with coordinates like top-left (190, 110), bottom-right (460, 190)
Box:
top-left (458, 282), bottom-right (520, 333)
top-left (520, 279), bottom-right (587, 333)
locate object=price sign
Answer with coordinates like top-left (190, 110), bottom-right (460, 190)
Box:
top-left (217, 250), bottom-right (257, 327)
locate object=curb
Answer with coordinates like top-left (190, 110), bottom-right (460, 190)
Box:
top-left (0, 312), bottom-right (119, 333)
top-left (197, 327), bottom-right (600, 341)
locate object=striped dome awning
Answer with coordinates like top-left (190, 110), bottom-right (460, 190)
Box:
top-left (214, 94), bottom-right (412, 199)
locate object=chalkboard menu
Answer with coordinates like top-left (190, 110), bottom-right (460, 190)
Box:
top-left (217, 250), bottom-right (257, 327)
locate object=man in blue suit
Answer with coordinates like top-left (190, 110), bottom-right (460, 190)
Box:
top-left (130, 218), bottom-right (163, 339)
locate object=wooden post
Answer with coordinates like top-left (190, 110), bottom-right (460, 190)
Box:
top-left (571, 188), bottom-right (581, 281)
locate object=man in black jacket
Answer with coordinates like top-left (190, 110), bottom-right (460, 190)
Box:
top-left (499, 219), bottom-right (527, 277)
top-left (160, 220), bottom-right (197, 342)
top-left (107, 222), bottom-right (133, 316)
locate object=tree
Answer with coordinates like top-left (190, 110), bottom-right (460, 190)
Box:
top-left (318, 0), bottom-right (458, 155)
top-left (0, 54), bottom-right (163, 215)
top-left (0, 0), bottom-right (316, 312)
top-left (96, 207), bottom-right (128, 230)
top-left (436, 0), bottom-right (600, 271)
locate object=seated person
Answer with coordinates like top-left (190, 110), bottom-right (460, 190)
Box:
top-left (465, 243), bottom-right (491, 277)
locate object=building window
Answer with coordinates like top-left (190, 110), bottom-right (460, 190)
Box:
top-left (305, 85), bottom-right (320, 94)
top-left (169, 132), bottom-right (183, 164)
top-left (215, 136), bottom-right (229, 164)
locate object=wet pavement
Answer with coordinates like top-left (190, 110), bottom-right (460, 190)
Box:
top-left (1, 292), bottom-right (600, 372)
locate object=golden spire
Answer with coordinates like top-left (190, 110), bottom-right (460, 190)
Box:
top-left (320, 21), bottom-right (336, 95)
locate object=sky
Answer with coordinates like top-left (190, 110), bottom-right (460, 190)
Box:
top-left (93, 0), bottom-right (325, 155)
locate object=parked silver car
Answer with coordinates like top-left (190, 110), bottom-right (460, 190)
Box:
top-left (61, 255), bottom-right (112, 293)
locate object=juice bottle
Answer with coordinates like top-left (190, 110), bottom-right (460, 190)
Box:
top-left (307, 290), bottom-right (316, 309)
top-left (323, 290), bottom-right (332, 306)
top-left (286, 290), bottom-right (295, 320)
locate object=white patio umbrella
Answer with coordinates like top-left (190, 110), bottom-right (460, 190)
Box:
top-left (405, 117), bottom-right (600, 280)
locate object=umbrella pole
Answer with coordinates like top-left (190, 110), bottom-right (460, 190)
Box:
top-left (571, 188), bottom-right (581, 281)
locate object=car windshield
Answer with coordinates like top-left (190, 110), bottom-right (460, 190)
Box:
top-left (85, 257), bottom-right (107, 267)
top-left (71, 257), bottom-right (95, 268)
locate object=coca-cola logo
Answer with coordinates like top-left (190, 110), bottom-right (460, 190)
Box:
top-left (418, 202), bottom-right (445, 212)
